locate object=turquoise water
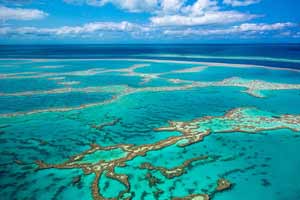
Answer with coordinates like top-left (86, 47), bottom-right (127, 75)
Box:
top-left (0, 59), bottom-right (300, 200)
top-left (161, 66), bottom-right (300, 83)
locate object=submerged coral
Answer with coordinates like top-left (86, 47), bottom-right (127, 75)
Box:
top-left (33, 107), bottom-right (300, 200)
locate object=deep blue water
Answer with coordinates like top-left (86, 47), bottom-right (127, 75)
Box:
top-left (0, 44), bottom-right (300, 69)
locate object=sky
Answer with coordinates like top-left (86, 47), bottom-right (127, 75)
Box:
top-left (0, 0), bottom-right (299, 44)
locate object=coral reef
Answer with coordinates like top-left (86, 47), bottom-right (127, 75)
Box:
top-left (140, 156), bottom-right (209, 179)
top-left (92, 118), bottom-right (121, 130)
top-left (155, 107), bottom-right (300, 136)
top-left (216, 178), bottom-right (232, 192)
top-left (2, 74), bottom-right (300, 117)
top-left (172, 194), bottom-right (210, 200)
top-left (33, 107), bottom-right (300, 199)
top-left (1, 60), bottom-right (300, 117)
top-left (216, 77), bottom-right (300, 98)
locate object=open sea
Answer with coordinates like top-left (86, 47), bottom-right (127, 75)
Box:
top-left (0, 44), bottom-right (300, 200)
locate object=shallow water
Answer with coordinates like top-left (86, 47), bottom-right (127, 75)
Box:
top-left (0, 59), bottom-right (300, 200)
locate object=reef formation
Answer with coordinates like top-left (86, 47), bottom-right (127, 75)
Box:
top-left (1, 61), bottom-right (300, 117)
top-left (34, 107), bottom-right (300, 200)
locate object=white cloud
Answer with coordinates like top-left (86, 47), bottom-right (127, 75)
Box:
top-left (1, 21), bottom-right (298, 41)
top-left (182, 0), bottom-right (218, 15)
top-left (64, 0), bottom-right (258, 27)
top-left (0, 27), bottom-right (10, 35)
top-left (64, 0), bottom-right (158, 12)
top-left (160, 0), bottom-right (185, 14)
top-left (2, 21), bottom-right (296, 40)
top-left (223, 0), bottom-right (261, 7)
top-left (64, 0), bottom-right (247, 15)
top-left (237, 22), bottom-right (295, 31)
top-left (2, 0), bottom-right (297, 41)
top-left (109, 0), bottom-right (158, 12)
top-left (151, 11), bottom-right (256, 26)
top-left (164, 22), bottom-right (296, 36)
top-left (55, 21), bottom-right (151, 35)
top-left (0, 6), bottom-right (48, 21)
top-left (0, 21), bottom-right (152, 37)
top-left (150, 0), bottom-right (257, 27)
top-left (294, 32), bottom-right (300, 38)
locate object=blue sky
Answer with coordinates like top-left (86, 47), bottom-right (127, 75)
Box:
top-left (0, 0), bottom-right (299, 43)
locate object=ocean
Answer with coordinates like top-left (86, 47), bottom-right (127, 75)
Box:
top-left (1, 44), bottom-right (300, 68)
top-left (0, 44), bottom-right (300, 200)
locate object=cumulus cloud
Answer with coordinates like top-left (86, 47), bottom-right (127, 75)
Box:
top-left (109, 0), bottom-right (158, 12)
top-left (64, 0), bottom-right (258, 27)
top-left (182, 0), bottom-right (218, 15)
top-left (2, 21), bottom-right (296, 40)
top-left (0, 27), bottom-right (10, 35)
top-left (64, 0), bottom-right (158, 12)
top-left (0, 21), bottom-right (152, 37)
top-left (54, 21), bottom-right (151, 35)
top-left (1, 20), bottom-right (298, 42)
top-left (160, 0), bottom-right (185, 14)
top-left (223, 0), bottom-right (261, 7)
top-left (63, 0), bottom-right (240, 15)
top-left (151, 0), bottom-right (258, 26)
top-left (2, 0), bottom-right (297, 41)
top-left (0, 6), bottom-right (48, 21)
top-left (237, 22), bottom-right (295, 31)
top-left (151, 11), bottom-right (256, 26)
top-left (164, 22), bottom-right (296, 36)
